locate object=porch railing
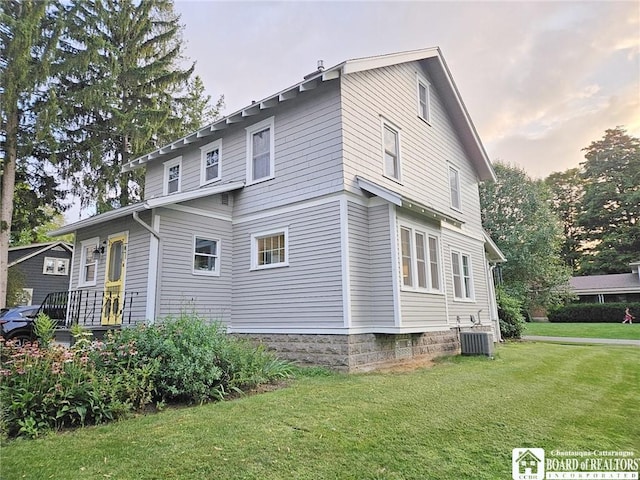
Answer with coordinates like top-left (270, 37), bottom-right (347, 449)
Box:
top-left (37, 290), bottom-right (142, 328)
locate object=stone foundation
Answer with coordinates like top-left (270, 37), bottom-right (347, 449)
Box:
top-left (233, 330), bottom-right (466, 372)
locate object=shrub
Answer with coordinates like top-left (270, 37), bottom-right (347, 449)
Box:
top-left (547, 302), bottom-right (640, 323)
top-left (497, 288), bottom-right (526, 339)
top-left (106, 313), bottom-right (293, 404)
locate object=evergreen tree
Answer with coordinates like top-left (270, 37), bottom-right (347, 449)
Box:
top-left (53, 0), bottom-right (210, 212)
top-left (578, 127), bottom-right (640, 274)
top-left (0, 0), bottom-right (62, 307)
top-left (480, 163), bottom-right (573, 313)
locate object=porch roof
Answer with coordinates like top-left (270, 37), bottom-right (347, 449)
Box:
top-left (50, 181), bottom-right (245, 236)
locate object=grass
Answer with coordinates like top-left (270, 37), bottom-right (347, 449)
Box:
top-left (524, 322), bottom-right (640, 340)
top-left (2, 342), bottom-right (639, 480)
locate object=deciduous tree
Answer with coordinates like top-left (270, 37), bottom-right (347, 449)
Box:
top-left (480, 162), bottom-right (573, 313)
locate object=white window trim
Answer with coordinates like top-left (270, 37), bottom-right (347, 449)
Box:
top-left (451, 249), bottom-right (475, 301)
top-left (43, 256), bottom-right (70, 276)
top-left (246, 116), bottom-right (275, 185)
top-left (200, 139), bottom-right (222, 186)
top-left (449, 164), bottom-right (462, 212)
top-left (416, 73), bottom-right (431, 124)
top-left (399, 223), bottom-right (443, 294)
top-left (78, 237), bottom-right (99, 287)
top-left (192, 235), bottom-right (221, 277)
top-left (163, 156), bottom-right (182, 195)
top-left (381, 117), bottom-right (402, 183)
top-left (250, 227), bottom-right (289, 270)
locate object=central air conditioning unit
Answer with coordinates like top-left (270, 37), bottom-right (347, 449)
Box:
top-left (460, 331), bottom-right (494, 357)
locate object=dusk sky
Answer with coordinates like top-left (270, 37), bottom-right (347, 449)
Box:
top-left (173, 0), bottom-right (639, 179)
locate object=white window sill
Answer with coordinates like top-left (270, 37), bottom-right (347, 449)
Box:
top-left (418, 115), bottom-right (432, 127)
top-left (400, 287), bottom-right (445, 295)
top-left (250, 262), bottom-right (289, 271)
top-left (200, 177), bottom-right (221, 188)
top-left (382, 174), bottom-right (403, 185)
top-left (246, 175), bottom-right (275, 187)
top-left (192, 270), bottom-right (221, 277)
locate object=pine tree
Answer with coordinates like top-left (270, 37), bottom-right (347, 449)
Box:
top-left (54, 0), bottom-right (202, 212)
top-left (578, 127), bottom-right (640, 274)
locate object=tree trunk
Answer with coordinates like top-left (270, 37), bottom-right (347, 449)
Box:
top-left (0, 109), bottom-right (18, 308)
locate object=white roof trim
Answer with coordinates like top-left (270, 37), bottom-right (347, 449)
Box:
top-left (342, 47), bottom-right (440, 75)
top-left (50, 181), bottom-right (245, 236)
top-left (482, 231), bottom-right (507, 263)
top-left (356, 176), bottom-right (464, 228)
top-left (8, 241), bottom-right (73, 268)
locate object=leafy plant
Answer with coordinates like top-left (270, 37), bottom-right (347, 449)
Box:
top-left (497, 287), bottom-right (526, 339)
top-left (547, 302), bottom-right (640, 323)
top-left (33, 313), bottom-right (56, 348)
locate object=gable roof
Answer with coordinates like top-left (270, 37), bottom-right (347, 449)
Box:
top-left (8, 241), bottom-right (73, 268)
top-left (122, 47), bottom-right (495, 182)
top-left (570, 273), bottom-right (640, 295)
top-left (50, 181), bottom-right (245, 236)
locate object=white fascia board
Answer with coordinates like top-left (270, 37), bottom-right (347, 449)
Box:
top-left (574, 287), bottom-right (640, 295)
top-left (483, 230), bottom-right (507, 263)
top-left (356, 176), bottom-right (402, 206)
top-left (342, 47), bottom-right (440, 75)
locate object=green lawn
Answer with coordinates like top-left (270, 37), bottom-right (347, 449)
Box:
top-left (524, 322), bottom-right (640, 340)
top-left (2, 343), bottom-right (639, 480)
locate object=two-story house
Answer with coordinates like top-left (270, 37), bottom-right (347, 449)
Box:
top-left (52, 47), bottom-right (505, 371)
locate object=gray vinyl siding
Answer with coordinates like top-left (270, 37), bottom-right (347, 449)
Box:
top-left (71, 215), bottom-right (151, 324)
top-left (441, 228), bottom-right (490, 328)
top-left (231, 201), bottom-right (344, 331)
top-left (8, 247), bottom-right (72, 305)
top-left (340, 61), bottom-right (484, 235)
top-left (346, 201), bottom-right (370, 326)
top-left (155, 207), bottom-right (233, 324)
top-left (365, 204), bottom-right (395, 328)
top-left (143, 80), bottom-right (344, 216)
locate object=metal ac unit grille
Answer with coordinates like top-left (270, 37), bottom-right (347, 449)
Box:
top-left (460, 331), bottom-right (494, 356)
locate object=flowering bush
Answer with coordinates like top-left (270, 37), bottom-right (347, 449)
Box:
top-left (0, 313), bottom-right (292, 439)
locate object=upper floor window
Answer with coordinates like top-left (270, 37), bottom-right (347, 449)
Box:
top-left (382, 120), bottom-right (401, 181)
top-left (400, 225), bottom-right (441, 292)
top-left (200, 140), bottom-right (222, 185)
top-left (251, 227), bottom-right (288, 270)
top-left (417, 75), bottom-right (431, 123)
top-left (164, 156), bottom-right (182, 195)
top-left (43, 257), bottom-right (69, 276)
top-left (451, 250), bottom-right (473, 300)
top-left (193, 236), bottom-right (220, 276)
top-left (246, 117), bottom-right (275, 184)
top-left (449, 165), bottom-right (461, 211)
top-left (79, 238), bottom-right (99, 286)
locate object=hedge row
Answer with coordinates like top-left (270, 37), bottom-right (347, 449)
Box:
top-left (547, 302), bottom-right (640, 323)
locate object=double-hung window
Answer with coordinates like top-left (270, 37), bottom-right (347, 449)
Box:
top-left (79, 238), bottom-right (99, 286)
top-left (164, 157), bottom-right (182, 195)
top-left (382, 120), bottom-right (401, 181)
top-left (251, 228), bottom-right (288, 270)
top-left (417, 75), bottom-right (431, 123)
top-left (449, 165), bottom-right (461, 211)
top-left (193, 236), bottom-right (220, 276)
top-left (200, 140), bottom-right (222, 185)
top-left (246, 117), bottom-right (275, 184)
top-left (400, 225), bottom-right (441, 292)
top-left (451, 251), bottom-right (473, 300)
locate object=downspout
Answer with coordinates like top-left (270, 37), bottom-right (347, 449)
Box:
top-left (132, 211), bottom-right (161, 324)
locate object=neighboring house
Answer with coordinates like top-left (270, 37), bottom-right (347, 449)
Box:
top-left (7, 242), bottom-right (73, 306)
top-left (51, 47), bottom-right (505, 370)
top-left (570, 261), bottom-right (640, 304)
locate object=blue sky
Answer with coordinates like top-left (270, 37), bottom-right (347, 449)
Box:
top-left (173, 0), bottom-right (639, 178)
